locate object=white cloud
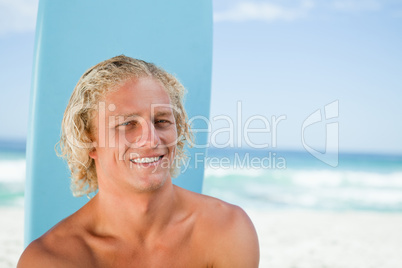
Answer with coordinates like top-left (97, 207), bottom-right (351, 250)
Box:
top-left (214, 0), bottom-right (315, 22)
top-left (0, 0), bottom-right (39, 35)
top-left (331, 0), bottom-right (381, 12)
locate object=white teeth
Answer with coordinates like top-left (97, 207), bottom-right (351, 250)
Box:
top-left (131, 156), bottom-right (161, 164)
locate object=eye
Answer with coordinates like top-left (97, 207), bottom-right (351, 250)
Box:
top-left (155, 119), bottom-right (172, 127)
top-left (118, 120), bottom-right (137, 127)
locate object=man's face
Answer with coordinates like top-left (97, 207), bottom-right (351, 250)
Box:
top-left (90, 77), bottom-right (178, 193)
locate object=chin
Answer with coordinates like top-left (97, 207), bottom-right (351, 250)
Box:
top-left (131, 174), bottom-right (169, 193)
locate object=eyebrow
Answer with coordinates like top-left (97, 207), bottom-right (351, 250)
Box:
top-left (113, 112), bottom-right (140, 119)
top-left (112, 110), bottom-right (173, 119)
top-left (153, 110), bottom-right (173, 117)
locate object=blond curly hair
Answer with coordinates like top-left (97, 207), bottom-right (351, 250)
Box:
top-left (57, 55), bottom-right (193, 197)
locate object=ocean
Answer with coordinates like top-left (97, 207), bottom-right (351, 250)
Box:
top-left (0, 149), bottom-right (25, 207)
top-left (2, 146), bottom-right (402, 267)
top-left (1, 147), bottom-right (402, 212)
top-left (203, 148), bottom-right (402, 212)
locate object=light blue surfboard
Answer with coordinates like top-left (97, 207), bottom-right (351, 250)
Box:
top-left (25, 0), bottom-right (212, 246)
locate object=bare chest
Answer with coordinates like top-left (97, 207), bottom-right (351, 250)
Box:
top-left (86, 231), bottom-right (210, 268)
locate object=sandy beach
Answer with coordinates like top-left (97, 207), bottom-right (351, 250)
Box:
top-left (2, 207), bottom-right (402, 268)
top-left (247, 209), bottom-right (402, 268)
top-left (0, 207), bottom-right (24, 268)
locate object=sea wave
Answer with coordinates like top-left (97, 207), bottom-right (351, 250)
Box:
top-left (204, 166), bottom-right (265, 178)
top-left (0, 159), bottom-right (25, 183)
top-left (291, 170), bottom-right (402, 189)
top-left (0, 158), bottom-right (25, 206)
top-left (204, 168), bottom-right (402, 211)
top-left (1, 154), bottom-right (402, 211)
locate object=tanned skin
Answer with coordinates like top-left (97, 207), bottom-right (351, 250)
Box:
top-left (18, 77), bottom-right (259, 268)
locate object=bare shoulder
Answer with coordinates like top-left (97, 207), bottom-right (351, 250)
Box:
top-left (17, 236), bottom-right (65, 268)
top-left (210, 202), bottom-right (260, 268)
top-left (178, 186), bottom-right (257, 232)
top-left (177, 187), bottom-right (260, 267)
top-left (17, 215), bottom-right (92, 268)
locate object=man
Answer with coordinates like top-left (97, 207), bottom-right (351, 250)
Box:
top-left (18, 55), bottom-right (259, 267)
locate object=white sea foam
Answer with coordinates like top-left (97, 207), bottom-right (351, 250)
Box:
top-left (204, 166), bottom-right (264, 178)
top-left (206, 167), bottom-right (402, 189)
top-left (0, 159), bottom-right (26, 183)
top-left (291, 170), bottom-right (402, 189)
top-left (204, 167), bottom-right (402, 210)
top-left (345, 171), bottom-right (402, 188)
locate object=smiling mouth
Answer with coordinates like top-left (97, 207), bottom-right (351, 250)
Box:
top-left (130, 155), bottom-right (163, 165)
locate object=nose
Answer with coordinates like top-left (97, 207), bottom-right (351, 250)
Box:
top-left (134, 120), bottom-right (161, 148)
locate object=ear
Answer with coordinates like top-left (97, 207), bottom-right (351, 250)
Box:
top-left (88, 149), bottom-right (97, 159)
top-left (89, 143), bottom-right (98, 159)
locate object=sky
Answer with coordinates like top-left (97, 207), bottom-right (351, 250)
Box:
top-left (0, 0), bottom-right (401, 154)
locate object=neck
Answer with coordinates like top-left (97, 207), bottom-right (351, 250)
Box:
top-left (89, 177), bottom-right (178, 242)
